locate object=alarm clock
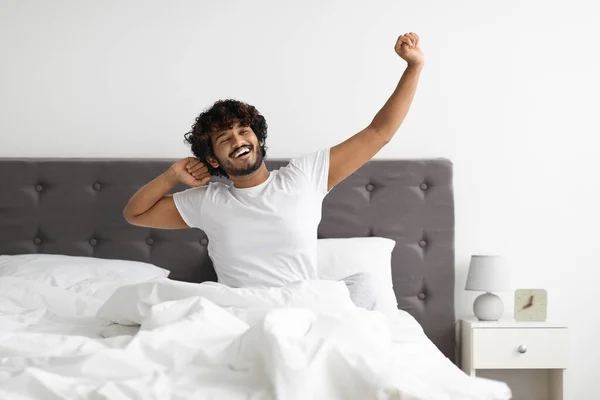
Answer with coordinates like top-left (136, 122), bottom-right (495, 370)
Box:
top-left (514, 288), bottom-right (548, 321)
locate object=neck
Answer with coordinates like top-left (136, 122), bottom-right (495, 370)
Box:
top-left (230, 163), bottom-right (270, 189)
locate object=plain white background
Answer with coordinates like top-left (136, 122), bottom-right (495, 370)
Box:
top-left (1, 1), bottom-right (598, 398)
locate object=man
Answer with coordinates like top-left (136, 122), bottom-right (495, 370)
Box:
top-left (123, 33), bottom-right (424, 310)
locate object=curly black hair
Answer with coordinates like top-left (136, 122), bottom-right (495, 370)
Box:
top-left (183, 99), bottom-right (268, 178)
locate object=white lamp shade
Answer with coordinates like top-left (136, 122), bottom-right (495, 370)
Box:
top-left (465, 255), bottom-right (510, 292)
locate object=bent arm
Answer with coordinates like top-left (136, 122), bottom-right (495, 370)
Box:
top-left (123, 168), bottom-right (189, 229)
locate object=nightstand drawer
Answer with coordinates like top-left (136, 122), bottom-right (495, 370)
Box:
top-left (472, 328), bottom-right (568, 369)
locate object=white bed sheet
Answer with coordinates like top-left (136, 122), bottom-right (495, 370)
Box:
top-left (0, 277), bottom-right (511, 400)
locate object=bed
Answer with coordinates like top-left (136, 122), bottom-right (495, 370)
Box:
top-left (0, 157), bottom-right (511, 399)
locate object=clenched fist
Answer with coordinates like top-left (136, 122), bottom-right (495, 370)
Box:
top-left (394, 32), bottom-right (424, 67)
top-left (169, 157), bottom-right (210, 187)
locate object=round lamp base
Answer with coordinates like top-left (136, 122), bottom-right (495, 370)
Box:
top-left (473, 292), bottom-right (503, 321)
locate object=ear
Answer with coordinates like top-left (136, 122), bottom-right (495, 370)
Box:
top-left (207, 156), bottom-right (219, 169)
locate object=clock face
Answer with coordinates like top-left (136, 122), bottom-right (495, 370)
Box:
top-left (514, 289), bottom-right (548, 321)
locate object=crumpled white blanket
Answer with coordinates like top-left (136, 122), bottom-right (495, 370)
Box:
top-left (0, 277), bottom-right (511, 400)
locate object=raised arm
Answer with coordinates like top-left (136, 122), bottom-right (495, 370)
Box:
top-left (328, 32), bottom-right (424, 191)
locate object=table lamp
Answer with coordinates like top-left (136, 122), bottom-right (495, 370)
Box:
top-left (465, 255), bottom-right (510, 321)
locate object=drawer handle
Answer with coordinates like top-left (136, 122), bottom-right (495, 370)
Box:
top-left (517, 345), bottom-right (528, 354)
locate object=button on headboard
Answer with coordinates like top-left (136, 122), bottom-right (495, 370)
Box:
top-left (0, 157), bottom-right (455, 362)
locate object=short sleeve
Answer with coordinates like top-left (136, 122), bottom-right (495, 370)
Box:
top-left (172, 186), bottom-right (208, 228)
top-left (289, 148), bottom-right (330, 197)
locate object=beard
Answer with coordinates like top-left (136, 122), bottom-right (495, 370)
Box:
top-left (218, 145), bottom-right (264, 177)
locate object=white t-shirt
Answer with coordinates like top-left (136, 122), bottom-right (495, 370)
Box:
top-left (173, 148), bottom-right (330, 288)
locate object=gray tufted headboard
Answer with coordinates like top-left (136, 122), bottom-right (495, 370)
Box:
top-left (0, 157), bottom-right (455, 362)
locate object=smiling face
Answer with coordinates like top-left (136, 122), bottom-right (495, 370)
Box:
top-left (209, 120), bottom-right (265, 177)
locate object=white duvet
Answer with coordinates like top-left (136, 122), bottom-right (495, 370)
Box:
top-left (0, 277), bottom-right (511, 400)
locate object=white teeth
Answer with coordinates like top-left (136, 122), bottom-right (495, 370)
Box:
top-left (234, 147), bottom-right (250, 158)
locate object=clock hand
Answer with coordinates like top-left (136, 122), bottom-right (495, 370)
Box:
top-left (522, 295), bottom-right (534, 309)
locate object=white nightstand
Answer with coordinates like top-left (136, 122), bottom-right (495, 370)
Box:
top-left (460, 317), bottom-right (568, 400)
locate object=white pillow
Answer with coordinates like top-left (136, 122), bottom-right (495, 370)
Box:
top-left (317, 237), bottom-right (397, 314)
top-left (0, 253), bottom-right (170, 300)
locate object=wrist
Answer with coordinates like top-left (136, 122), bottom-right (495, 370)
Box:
top-left (164, 167), bottom-right (180, 186)
top-left (406, 62), bottom-right (424, 72)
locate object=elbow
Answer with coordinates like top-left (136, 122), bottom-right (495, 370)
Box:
top-left (122, 207), bottom-right (136, 224)
top-left (380, 134), bottom-right (391, 146)
top-left (370, 125), bottom-right (392, 146)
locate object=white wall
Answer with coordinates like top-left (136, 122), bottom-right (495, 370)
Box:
top-left (1, 1), bottom-right (598, 398)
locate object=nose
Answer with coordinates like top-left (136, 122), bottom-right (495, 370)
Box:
top-left (231, 133), bottom-right (246, 149)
